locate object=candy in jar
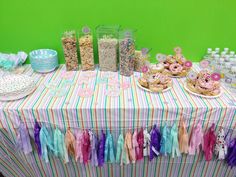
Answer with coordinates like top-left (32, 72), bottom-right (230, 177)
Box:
top-left (119, 30), bottom-right (135, 76)
top-left (78, 27), bottom-right (95, 71)
top-left (134, 48), bottom-right (149, 72)
top-left (97, 25), bottom-right (119, 72)
top-left (62, 31), bottom-right (79, 71)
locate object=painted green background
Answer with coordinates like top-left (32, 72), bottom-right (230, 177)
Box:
top-left (0, 0), bottom-right (236, 63)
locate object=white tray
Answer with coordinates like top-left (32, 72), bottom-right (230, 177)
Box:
top-left (184, 83), bottom-right (223, 98)
top-left (137, 81), bottom-right (172, 93)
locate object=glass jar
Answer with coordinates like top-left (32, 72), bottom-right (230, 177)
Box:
top-left (62, 31), bottom-right (79, 71)
top-left (230, 51), bottom-right (235, 57)
top-left (119, 30), bottom-right (135, 76)
top-left (78, 27), bottom-right (95, 71)
top-left (225, 67), bottom-right (236, 93)
top-left (215, 48), bottom-right (220, 54)
top-left (134, 49), bottom-right (149, 72)
top-left (97, 25), bottom-right (119, 72)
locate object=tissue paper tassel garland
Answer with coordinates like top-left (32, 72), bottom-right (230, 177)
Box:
top-left (226, 138), bottom-right (236, 168)
top-left (105, 132), bottom-right (115, 163)
top-left (40, 126), bottom-right (54, 163)
top-left (75, 130), bottom-right (83, 163)
top-left (82, 130), bottom-right (91, 164)
top-left (143, 129), bottom-right (151, 157)
top-left (203, 124), bottom-right (216, 161)
top-left (136, 128), bottom-right (144, 160)
top-left (178, 119), bottom-right (189, 154)
top-left (89, 131), bottom-right (98, 166)
top-left (160, 124), bottom-right (172, 155)
top-left (125, 132), bottom-right (135, 163)
top-left (132, 130), bottom-right (139, 162)
top-left (98, 130), bottom-right (106, 166)
top-left (34, 121), bottom-right (42, 156)
top-left (214, 128), bottom-right (227, 160)
top-left (65, 129), bottom-right (76, 158)
top-left (170, 123), bottom-right (181, 158)
top-left (150, 125), bottom-right (161, 161)
top-left (54, 128), bottom-right (69, 163)
top-left (16, 122), bottom-right (32, 155)
top-left (188, 122), bottom-right (203, 155)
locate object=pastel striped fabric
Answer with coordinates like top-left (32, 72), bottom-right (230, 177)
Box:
top-left (0, 64), bottom-right (236, 177)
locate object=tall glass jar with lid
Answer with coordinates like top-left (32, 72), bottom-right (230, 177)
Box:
top-left (97, 25), bottom-right (119, 72)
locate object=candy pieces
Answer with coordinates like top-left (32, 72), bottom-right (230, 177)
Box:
top-left (79, 34), bottom-right (95, 71)
top-left (62, 31), bottom-right (79, 71)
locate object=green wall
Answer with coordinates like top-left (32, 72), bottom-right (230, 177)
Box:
top-left (0, 0), bottom-right (236, 63)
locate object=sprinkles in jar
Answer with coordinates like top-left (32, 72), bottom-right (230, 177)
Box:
top-left (119, 30), bottom-right (135, 76)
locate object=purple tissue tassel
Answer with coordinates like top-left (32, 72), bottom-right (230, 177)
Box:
top-left (34, 121), bottom-right (42, 156)
top-left (226, 138), bottom-right (236, 168)
top-left (150, 124), bottom-right (161, 161)
top-left (97, 130), bottom-right (106, 166)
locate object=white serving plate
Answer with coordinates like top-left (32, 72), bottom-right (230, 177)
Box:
top-left (137, 81), bottom-right (172, 93)
top-left (0, 86), bottom-right (36, 101)
top-left (184, 83), bottom-right (223, 98)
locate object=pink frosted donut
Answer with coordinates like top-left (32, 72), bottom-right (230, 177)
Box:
top-left (197, 77), bottom-right (214, 90)
top-left (169, 63), bottom-right (183, 75)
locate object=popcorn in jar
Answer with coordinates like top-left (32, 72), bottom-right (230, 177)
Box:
top-left (62, 31), bottom-right (79, 71)
top-left (97, 25), bottom-right (119, 72)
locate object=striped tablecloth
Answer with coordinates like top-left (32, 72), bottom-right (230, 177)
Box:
top-left (0, 64), bottom-right (235, 177)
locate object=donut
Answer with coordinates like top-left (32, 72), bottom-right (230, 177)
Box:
top-left (197, 76), bottom-right (214, 90)
top-left (211, 89), bottom-right (220, 96)
top-left (178, 70), bottom-right (187, 77)
top-left (149, 84), bottom-right (164, 92)
top-left (138, 78), bottom-right (148, 88)
top-left (151, 64), bottom-right (164, 74)
top-left (169, 63), bottom-right (183, 75)
top-left (166, 56), bottom-right (175, 64)
top-left (176, 56), bottom-right (186, 64)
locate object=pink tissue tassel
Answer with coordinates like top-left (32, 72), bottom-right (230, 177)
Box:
top-left (203, 124), bottom-right (216, 161)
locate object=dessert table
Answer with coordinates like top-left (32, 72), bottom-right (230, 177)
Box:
top-left (0, 64), bottom-right (235, 177)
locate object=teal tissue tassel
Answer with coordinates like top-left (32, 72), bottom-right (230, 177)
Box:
top-left (160, 124), bottom-right (172, 155)
top-left (54, 128), bottom-right (69, 163)
top-left (40, 126), bottom-right (54, 163)
top-left (105, 132), bottom-right (115, 163)
top-left (116, 134), bottom-right (124, 164)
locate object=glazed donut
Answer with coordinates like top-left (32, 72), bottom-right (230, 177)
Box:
top-left (151, 63), bottom-right (164, 74)
top-left (169, 63), bottom-right (183, 75)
